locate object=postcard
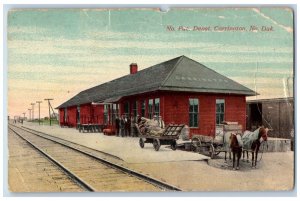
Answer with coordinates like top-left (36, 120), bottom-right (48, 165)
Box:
top-left (7, 7), bottom-right (294, 193)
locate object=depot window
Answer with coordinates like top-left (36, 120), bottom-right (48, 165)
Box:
top-left (154, 98), bottom-right (160, 117)
top-left (148, 99), bottom-right (153, 119)
top-left (141, 100), bottom-right (146, 117)
top-left (112, 104), bottom-right (119, 125)
top-left (77, 106), bottom-right (80, 124)
top-left (124, 102), bottom-right (130, 116)
top-left (104, 105), bottom-right (109, 124)
top-left (189, 98), bottom-right (199, 127)
top-left (64, 108), bottom-right (68, 122)
top-left (133, 101), bottom-right (138, 117)
top-left (216, 99), bottom-right (225, 125)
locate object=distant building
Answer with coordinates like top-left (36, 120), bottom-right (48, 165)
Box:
top-left (246, 97), bottom-right (294, 139)
top-left (56, 56), bottom-right (255, 137)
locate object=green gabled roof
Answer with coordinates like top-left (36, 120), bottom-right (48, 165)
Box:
top-left (161, 56), bottom-right (255, 95)
top-left (56, 55), bottom-right (256, 109)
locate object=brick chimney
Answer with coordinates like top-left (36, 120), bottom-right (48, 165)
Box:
top-left (130, 63), bottom-right (138, 74)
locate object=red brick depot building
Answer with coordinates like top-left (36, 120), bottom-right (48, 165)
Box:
top-left (56, 56), bottom-right (255, 137)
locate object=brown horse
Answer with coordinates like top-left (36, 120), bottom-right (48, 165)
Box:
top-left (242, 127), bottom-right (269, 168)
top-left (230, 133), bottom-right (243, 170)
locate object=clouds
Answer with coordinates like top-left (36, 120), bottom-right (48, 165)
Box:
top-left (9, 36), bottom-right (293, 55)
top-left (7, 8), bottom-right (294, 117)
top-left (252, 8), bottom-right (293, 33)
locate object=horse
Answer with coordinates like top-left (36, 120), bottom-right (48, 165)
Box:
top-left (241, 127), bottom-right (269, 168)
top-left (230, 133), bottom-right (243, 170)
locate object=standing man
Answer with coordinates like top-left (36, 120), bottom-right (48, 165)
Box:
top-left (130, 115), bottom-right (135, 137)
top-left (120, 115), bottom-right (125, 137)
top-left (115, 116), bottom-right (120, 136)
top-left (137, 115), bottom-right (141, 124)
top-left (124, 115), bottom-right (130, 137)
top-left (158, 116), bottom-right (165, 128)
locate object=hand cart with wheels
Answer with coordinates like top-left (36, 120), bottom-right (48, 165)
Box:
top-left (136, 124), bottom-right (185, 151)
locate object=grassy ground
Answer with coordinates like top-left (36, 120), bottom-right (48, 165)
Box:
top-left (30, 119), bottom-right (59, 125)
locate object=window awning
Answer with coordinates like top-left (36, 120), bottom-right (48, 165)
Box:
top-left (92, 96), bottom-right (122, 105)
top-left (103, 96), bottom-right (122, 103)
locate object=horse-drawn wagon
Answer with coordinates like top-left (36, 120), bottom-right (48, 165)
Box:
top-left (190, 135), bottom-right (217, 158)
top-left (190, 122), bottom-right (269, 169)
top-left (136, 121), bottom-right (185, 151)
top-left (191, 122), bottom-right (243, 159)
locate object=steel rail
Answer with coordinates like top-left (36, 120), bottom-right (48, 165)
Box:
top-left (8, 126), bottom-right (95, 192)
top-left (20, 125), bottom-right (123, 161)
top-left (9, 124), bottom-right (182, 191)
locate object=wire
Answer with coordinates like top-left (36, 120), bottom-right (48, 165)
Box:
top-left (254, 62), bottom-right (273, 130)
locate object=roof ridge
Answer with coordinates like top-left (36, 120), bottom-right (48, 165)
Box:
top-left (181, 56), bottom-right (255, 93)
top-left (160, 55), bottom-right (185, 88)
top-left (75, 56), bottom-right (184, 94)
top-left (56, 56), bottom-right (183, 108)
top-left (56, 55), bottom-right (256, 109)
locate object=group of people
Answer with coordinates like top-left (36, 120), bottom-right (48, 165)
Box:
top-left (115, 115), bottom-right (136, 137)
top-left (114, 115), bottom-right (165, 137)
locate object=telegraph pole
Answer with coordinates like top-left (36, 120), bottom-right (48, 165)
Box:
top-left (36, 101), bottom-right (42, 125)
top-left (44, 98), bottom-right (54, 126)
top-left (31, 103), bottom-right (35, 121)
top-left (28, 109), bottom-right (32, 121)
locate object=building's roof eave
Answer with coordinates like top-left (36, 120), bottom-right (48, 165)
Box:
top-left (159, 86), bottom-right (257, 96)
top-left (246, 97), bottom-right (294, 103)
top-left (56, 55), bottom-right (258, 109)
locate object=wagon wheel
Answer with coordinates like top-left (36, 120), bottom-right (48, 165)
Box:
top-left (191, 137), bottom-right (201, 152)
top-left (153, 139), bottom-right (161, 151)
top-left (139, 138), bottom-right (145, 148)
top-left (209, 144), bottom-right (215, 159)
top-left (171, 140), bottom-right (177, 151)
top-left (216, 144), bottom-right (224, 156)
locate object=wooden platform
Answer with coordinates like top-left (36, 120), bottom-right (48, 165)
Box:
top-left (266, 137), bottom-right (292, 152)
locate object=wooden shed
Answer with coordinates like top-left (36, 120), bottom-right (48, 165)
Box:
top-left (246, 97), bottom-right (294, 139)
top-left (56, 56), bottom-right (256, 138)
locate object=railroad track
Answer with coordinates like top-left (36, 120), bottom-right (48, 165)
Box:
top-left (8, 124), bottom-right (182, 192)
top-left (8, 128), bottom-right (84, 192)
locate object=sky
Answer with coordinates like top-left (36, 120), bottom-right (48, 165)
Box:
top-left (7, 7), bottom-right (294, 118)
